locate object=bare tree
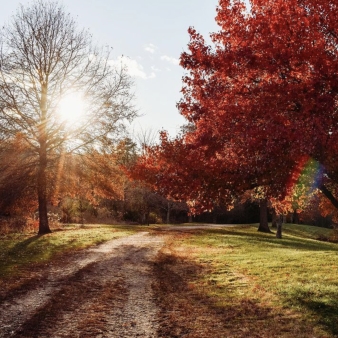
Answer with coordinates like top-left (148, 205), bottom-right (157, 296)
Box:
top-left (0, 1), bottom-right (136, 234)
top-left (133, 127), bottom-right (158, 155)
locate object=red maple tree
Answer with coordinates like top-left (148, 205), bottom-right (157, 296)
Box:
top-left (132, 0), bottom-right (338, 230)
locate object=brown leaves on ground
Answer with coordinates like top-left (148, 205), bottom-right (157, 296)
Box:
top-left (16, 262), bottom-right (127, 337)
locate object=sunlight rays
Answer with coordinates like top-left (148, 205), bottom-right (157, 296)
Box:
top-left (57, 92), bottom-right (86, 125)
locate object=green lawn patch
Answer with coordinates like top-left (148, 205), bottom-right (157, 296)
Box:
top-left (176, 224), bottom-right (338, 337)
top-left (283, 223), bottom-right (333, 240)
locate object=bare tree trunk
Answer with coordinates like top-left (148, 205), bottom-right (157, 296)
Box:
top-left (188, 214), bottom-right (193, 223)
top-left (37, 84), bottom-right (51, 235)
top-left (276, 214), bottom-right (283, 239)
top-left (257, 198), bottom-right (271, 233)
top-left (37, 143), bottom-right (51, 234)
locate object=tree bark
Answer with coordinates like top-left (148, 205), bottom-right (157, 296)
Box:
top-left (141, 212), bottom-right (147, 225)
top-left (319, 184), bottom-right (338, 210)
top-left (213, 211), bottom-right (217, 224)
top-left (37, 83), bottom-right (51, 235)
top-left (37, 143), bottom-right (51, 234)
top-left (276, 215), bottom-right (283, 239)
top-left (292, 210), bottom-right (299, 224)
top-left (271, 209), bottom-right (277, 228)
top-left (257, 198), bottom-right (271, 233)
top-left (166, 201), bottom-right (171, 224)
top-left (290, 212), bottom-right (294, 224)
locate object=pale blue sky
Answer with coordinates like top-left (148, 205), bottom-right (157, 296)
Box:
top-left (0, 0), bottom-right (220, 137)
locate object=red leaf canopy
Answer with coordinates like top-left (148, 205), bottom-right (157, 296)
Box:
top-left (133, 0), bottom-right (338, 212)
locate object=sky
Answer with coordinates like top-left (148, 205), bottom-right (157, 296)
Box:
top-left (0, 0), bottom-right (220, 138)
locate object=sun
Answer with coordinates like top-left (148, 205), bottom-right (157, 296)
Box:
top-left (57, 92), bottom-right (86, 125)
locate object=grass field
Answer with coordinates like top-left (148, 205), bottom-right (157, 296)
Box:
top-left (166, 223), bottom-right (338, 337)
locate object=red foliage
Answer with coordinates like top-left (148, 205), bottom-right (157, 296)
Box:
top-left (132, 0), bottom-right (338, 213)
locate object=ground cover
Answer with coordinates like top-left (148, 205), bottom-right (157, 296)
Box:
top-left (1, 222), bottom-right (337, 337)
top-left (154, 224), bottom-right (338, 337)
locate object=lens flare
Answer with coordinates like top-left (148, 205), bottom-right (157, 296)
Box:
top-left (287, 156), bottom-right (324, 200)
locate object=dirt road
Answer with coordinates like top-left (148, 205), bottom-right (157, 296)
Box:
top-left (0, 232), bottom-right (165, 338)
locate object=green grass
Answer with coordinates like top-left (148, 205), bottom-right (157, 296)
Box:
top-left (179, 224), bottom-right (338, 337)
top-left (0, 224), bottom-right (135, 280)
top-left (283, 223), bottom-right (333, 240)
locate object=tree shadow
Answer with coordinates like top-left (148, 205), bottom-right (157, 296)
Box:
top-left (153, 251), bottom-right (322, 337)
top-left (195, 228), bottom-right (338, 252)
top-left (286, 288), bottom-right (338, 336)
top-left (14, 244), bottom-right (154, 337)
top-left (156, 229), bottom-right (338, 336)
top-left (0, 235), bottom-right (49, 302)
top-left (8, 235), bottom-right (41, 256)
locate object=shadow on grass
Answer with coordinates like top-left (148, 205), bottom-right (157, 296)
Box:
top-left (153, 251), bottom-right (321, 338)
top-left (8, 235), bottom-right (41, 256)
top-left (287, 289), bottom-right (338, 337)
top-left (0, 235), bottom-right (49, 303)
top-left (196, 228), bottom-right (338, 252)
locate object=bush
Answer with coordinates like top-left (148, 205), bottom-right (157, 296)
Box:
top-left (0, 216), bottom-right (38, 234)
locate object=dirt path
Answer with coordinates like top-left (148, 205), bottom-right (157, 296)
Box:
top-left (0, 232), bottom-right (165, 338)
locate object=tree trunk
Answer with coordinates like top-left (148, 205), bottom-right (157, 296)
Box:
top-left (79, 199), bottom-right (85, 225)
top-left (141, 212), bottom-right (146, 225)
top-left (257, 198), bottom-right (271, 233)
top-left (188, 214), bottom-right (193, 223)
top-left (290, 212), bottom-right (294, 224)
top-left (276, 215), bottom-right (283, 239)
top-left (166, 201), bottom-right (171, 224)
top-left (319, 184), bottom-right (338, 210)
top-left (37, 144), bottom-right (51, 234)
top-left (37, 83), bottom-right (51, 235)
top-left (271, 209), bottom-right (277, 228)
top-left (213, 211), bottom-right (217, 224)
top-left (293, 210), bottom-right (299, 224)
